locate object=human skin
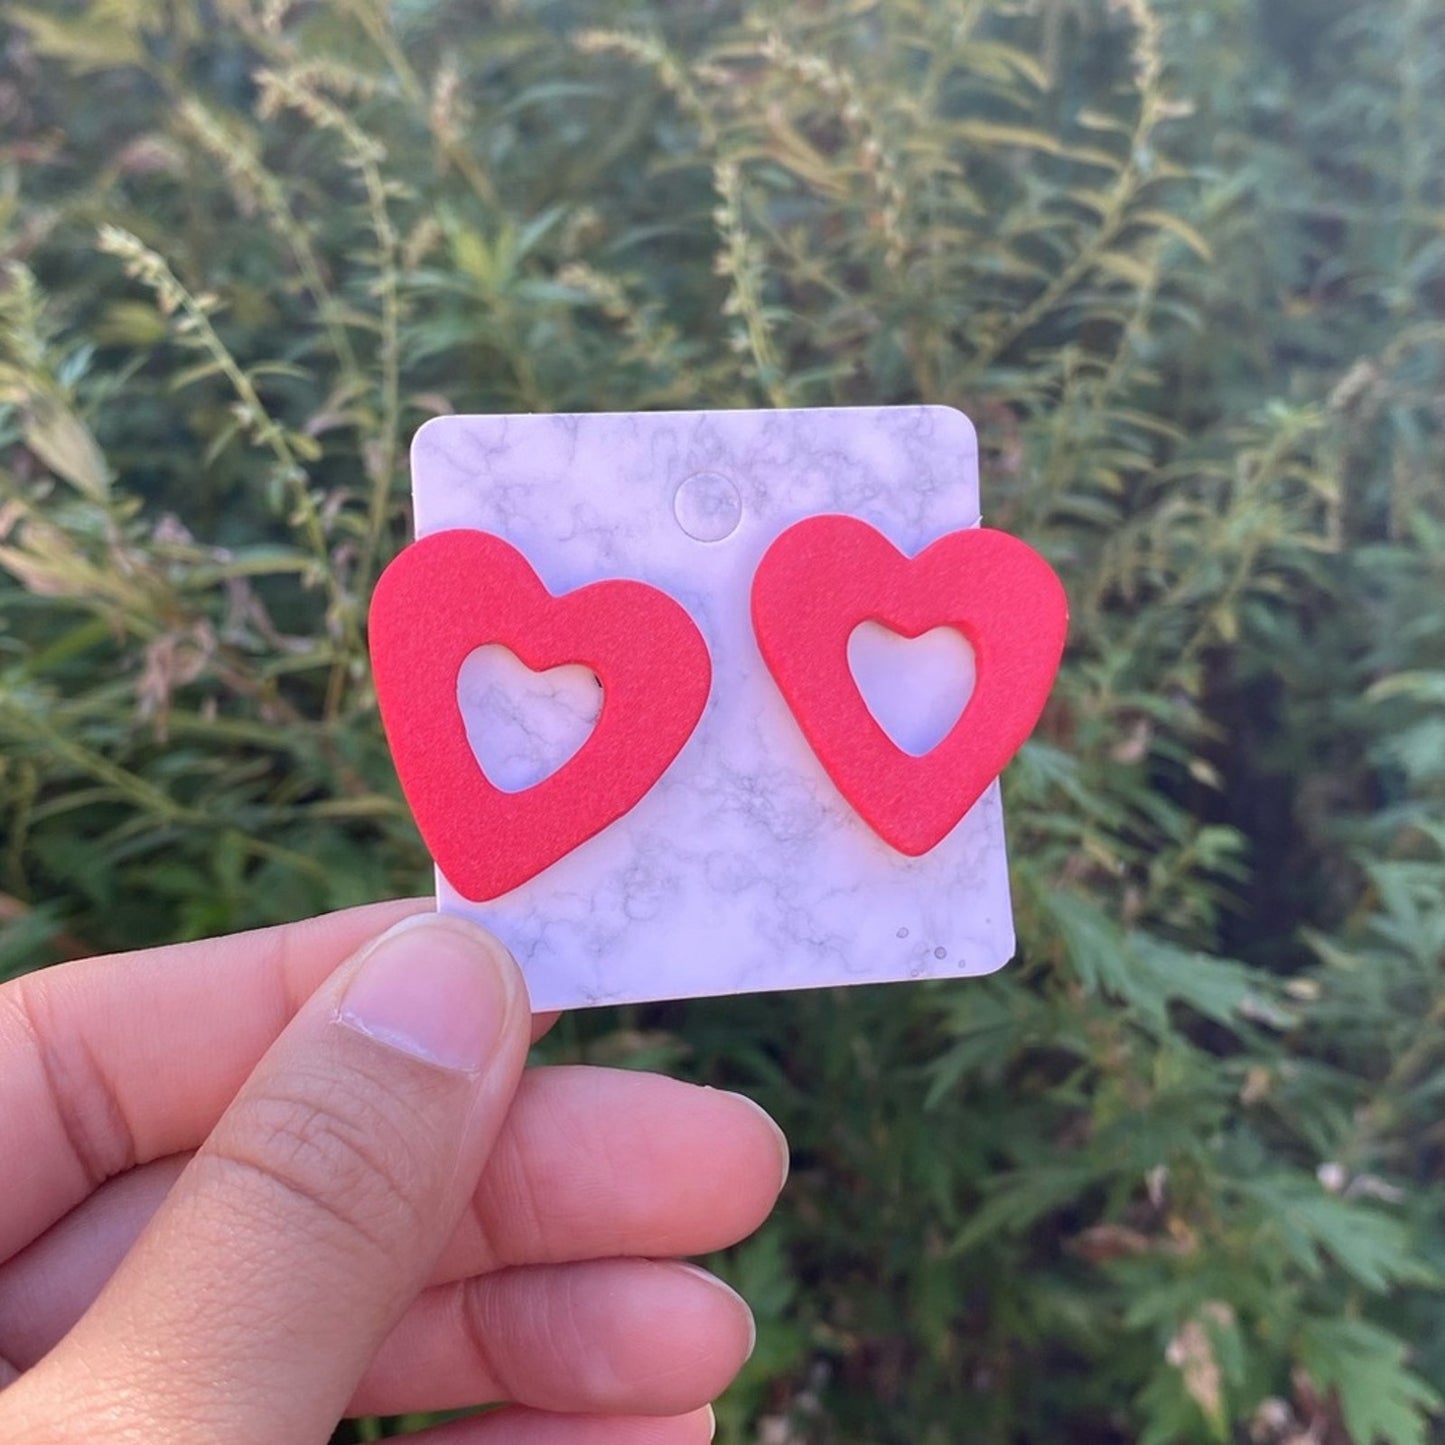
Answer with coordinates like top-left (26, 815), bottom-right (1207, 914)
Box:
top-left (0, 900), bottom-right (790, 1443)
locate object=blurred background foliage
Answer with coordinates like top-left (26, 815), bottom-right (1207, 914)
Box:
top-left (1, 0), bottom-right (1443, 1440)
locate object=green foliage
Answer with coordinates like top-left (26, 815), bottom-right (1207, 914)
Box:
top-left (1, 0), bottom-right (1441, 1440)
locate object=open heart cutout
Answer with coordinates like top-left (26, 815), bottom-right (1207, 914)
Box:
top-left (458, 646), bottom-right (602, 794)
top-left (370, 530), bottom-right (711, 900)
top-left (847, 621), bottom-right (976, 758)
top-left (752, 515), bottom-right (1067, 855)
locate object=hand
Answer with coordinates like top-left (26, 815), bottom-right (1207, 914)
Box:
top-left (0, 901), bottom-right (788, 1443)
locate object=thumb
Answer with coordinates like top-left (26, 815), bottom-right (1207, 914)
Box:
top-left (24, 913), bottom-right (530, 1445)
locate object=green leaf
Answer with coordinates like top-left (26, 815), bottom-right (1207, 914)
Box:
top-left (1241, 1179), bottom-right (1435, 1293)
top-left (1046, 898), bottom-right (1270, 1032)
top-left (1299, 1318), bottom-right (1442, 1445)
top-left (1136, 209), bottom-right (1214, 261)
top-left (1045, 893), bottom-right (1133, 996)
top-left (8, 6), bottom-right (146, 70)
top-left (950, 120), bottom-right (1106, 164)
top-left (950, 1164), bottom-right (1100, 1255)
top-left (1129, 936), bottom-right (1280, 1030)
top-left (20, 395), bottom-right (111, 499)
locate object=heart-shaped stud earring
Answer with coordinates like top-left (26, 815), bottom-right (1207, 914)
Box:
top-left (751, 515), bottom-right (1067, 855)
top-left (370, 529), bottom-right (711, 900)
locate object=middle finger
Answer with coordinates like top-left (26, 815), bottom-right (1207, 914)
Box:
top-left (0, 1066), bottom-right (787, 1370)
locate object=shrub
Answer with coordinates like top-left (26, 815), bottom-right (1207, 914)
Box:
top-left (1, 1), bottom-right (1441, 1440)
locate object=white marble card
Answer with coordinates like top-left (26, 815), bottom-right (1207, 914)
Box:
top-left (410, 406), bottom-right (1015, 1010)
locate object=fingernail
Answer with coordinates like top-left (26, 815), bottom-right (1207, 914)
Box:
top-left (337, 914), bottom-right (519, 1072)
top-left (677, 1263), bottom-right (756, 1362)
top-left (706, 1403), bottom-right (717, 1440)
top-left (721, 1089), bottom-right (791, 1190)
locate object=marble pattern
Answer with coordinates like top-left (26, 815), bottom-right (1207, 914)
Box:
top-left (410, 406), bottom-right (1016, 1010)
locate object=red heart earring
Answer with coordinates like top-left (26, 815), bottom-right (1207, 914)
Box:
top-left (370, 529), bottom-right (711, 901)
top-left (750, 515), bottom-right (1067, 855)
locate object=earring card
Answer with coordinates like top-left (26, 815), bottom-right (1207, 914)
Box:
top-left (397, 406), bottom-right (1026, 1010)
